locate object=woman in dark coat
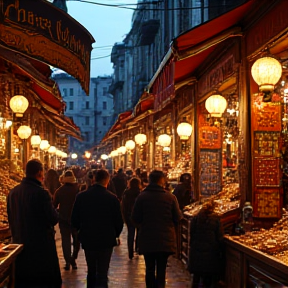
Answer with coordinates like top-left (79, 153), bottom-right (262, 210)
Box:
top-left (188, 201), bottom-right (224, 288)
top-left (121, 177), bottom-right (141, 259)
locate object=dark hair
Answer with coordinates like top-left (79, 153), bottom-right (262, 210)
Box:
top-left (128, 177), bottom-right (141, 189)
top-left (26, 159), bottom-right (43, 178)
top-left (88, 169), bottom-right (96, 179)
top-left (117, 168), bottom-right (123, 174)
top-left (95, 169), bottom-right (110, 183)
top-left (180, 173), bottom-right (191, 183)
top-left (149, 170), bottom-right (165, 184)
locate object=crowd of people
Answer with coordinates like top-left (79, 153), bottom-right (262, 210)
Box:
top-left (6, 159), bottom-right (224, 288)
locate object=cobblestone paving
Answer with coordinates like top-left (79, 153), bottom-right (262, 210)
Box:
top-left (56, 225), bottom-right (192, 288)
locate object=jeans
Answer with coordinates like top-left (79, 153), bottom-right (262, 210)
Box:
top-left (84, 248), bottom-right (113, 288)
top-left (143, 252), bottom-right (170, 288)
top-left (127, 224), bottom-right (138, 259)
top-left (59, 221), bottom-right (80, 265)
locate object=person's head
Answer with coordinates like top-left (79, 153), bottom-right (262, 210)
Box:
top-left (201, 201), bottom-right (215, 214)
top-left (117, 168), bottom-right (123, 174)
top-left (128, 177), bottom-right (141, 189)
top-left (95, 169), bottom-right (110, 188)
top-left (149, 170), bottom-right (166, 187)
top-left (180, 173), bottom-right (191, 183)
top-left (61, 170), bottom-right (77, 184)
top-left (25, 159), bottom-right (44, 182)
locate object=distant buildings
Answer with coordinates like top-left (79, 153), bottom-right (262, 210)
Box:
top-left (52, 72), bottom-right (113, 159)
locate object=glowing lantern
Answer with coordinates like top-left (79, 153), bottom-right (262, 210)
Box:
top-left (48, 145), bottom-right (56, 154)
top-left (134, 133), bottom-right (147, 146)
top-left (17, 125), bottom-right (31, 139)
top-left (101, 154), bottom-right (108, 160)
top-left (9, 95), bottom-right (29, 117)
top-left (205, 95), bottom-right (227, 117)
top-left (110, 150), bottom-right (118, 158)
top-left (177, 120), bottom-right (192, 140)
top-left (125, 140), bottom-right (136, 150)
top-left (85, 151), bottom-right (91, 159)
top-left (71, 153), bottom-right (78, 159)
top-left (117, 146), bottom-right (126, 155)
top-left (158, 134), bottom-right (171, 147)
top-left (40, 140), bottom-right (50, 151)
top-left (251, 56), bottom-right (282, 92)
top-left (30, 135), bottom-right (42, 147)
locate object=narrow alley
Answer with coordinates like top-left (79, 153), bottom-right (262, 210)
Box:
top-left (56, 226), bottom-right (192, 288)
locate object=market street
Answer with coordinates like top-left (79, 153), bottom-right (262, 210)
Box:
top-left (56, 226), bottom-right (192, 288)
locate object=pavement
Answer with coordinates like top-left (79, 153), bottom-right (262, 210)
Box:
top-left (55, 225), bottom-right (192, 288)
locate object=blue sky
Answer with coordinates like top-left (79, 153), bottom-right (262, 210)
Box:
top-left (67, 0), bottom-right (137, 77)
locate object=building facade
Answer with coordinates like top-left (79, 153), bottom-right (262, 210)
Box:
top-left (110, 0), bottom-right (247, 119)
top-left (53, 72), bottom-right (113, 157)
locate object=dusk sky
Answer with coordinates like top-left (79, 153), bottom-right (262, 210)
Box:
top-left (67, 0), bottom-right (137, 77)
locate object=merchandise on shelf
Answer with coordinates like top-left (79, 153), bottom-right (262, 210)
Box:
top-left (183, 183), bottom-right (240, 217)
top-left (0, 164), bottom-right (22, 229)
top-left (229, 209), bottom-right (288, 265)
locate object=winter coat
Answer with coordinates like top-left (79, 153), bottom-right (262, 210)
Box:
top-left (173, 182), bottom-right (191, 210)
top-left (121, 187), bottom-right (140, 226)
top-left (131, 184), bottom-right (182, 255)
top-left (188, 210), bottom-right (224, 274)
top-left (111, 173), bottom-right (127, 200)
top-left (7, 177), bottom-right (61, 288)
top-left (71, 184), bottom-right (124, 250)
top-left (53, 183), bottom-right (79, 224)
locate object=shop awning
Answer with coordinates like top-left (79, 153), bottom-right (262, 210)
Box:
top-left (148, 0), bottom-right (256, 89)
top-left (101, 111), bottom-right (133, 142)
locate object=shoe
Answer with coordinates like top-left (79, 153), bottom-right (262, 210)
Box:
top-left (64, 264), bottom-right (70, 271)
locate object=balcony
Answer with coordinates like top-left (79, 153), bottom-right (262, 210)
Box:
top-left (138, 19), bottom-right (160, 46)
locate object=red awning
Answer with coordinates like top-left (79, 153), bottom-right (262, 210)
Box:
top-left (173, 0), bottom-right (256, 82)
top-left (148, 0), bottom-right (256, 90)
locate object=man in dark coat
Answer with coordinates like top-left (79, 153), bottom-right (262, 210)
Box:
top-left (188, 201), bottom-right (224, 288)
top-left (111, 168), bottom-right (127, 201)
top-left (132, 170), bottom-right (182, 288)
top-left (53, 169), bottom-right (80, 270)
top-left (71, 169), bottom-right (123, 288)
top-left (173, 173), bottom-right (192, 210)
top-left (7, 159), bottom-right (62, 288)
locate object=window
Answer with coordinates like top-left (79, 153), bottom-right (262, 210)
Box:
top-left (103, 117), bottom-right (107, 126)
top-left (63, 88), bottom-right (67, 97)
top-left (85, 116), bottom-right (90, 125)
top-left (69, 102), bottom-right (74, 110)
top-left (103, 87), bottom-right (108, 95)
top-left (103, 101), bottom-right (107, 110)
top-left (86, 101), bottom-right (89, 109)
top-left (69, 88), bottom-right (74, 96)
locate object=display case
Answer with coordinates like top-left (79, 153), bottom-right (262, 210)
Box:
top-left (0, 244), bottom-right (23, 288)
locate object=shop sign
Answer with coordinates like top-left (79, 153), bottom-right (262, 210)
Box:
top-left (0, 0), bottom-right (94, 94)
top-left (246, 0), bottom-right (288, 57)
top-left (198, 54), bottom-right (235, 98)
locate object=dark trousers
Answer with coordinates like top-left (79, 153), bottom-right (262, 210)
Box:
top-left (127, 224), bottom-right (138, 259)
top-left (192, 273), bottom-right (217, 288)
top-left (84, 248), bottom-right (113, 288)
top-left (143, 252), bottom-right (170, 288)
top-left (59, 221), bottom-right (80, 265)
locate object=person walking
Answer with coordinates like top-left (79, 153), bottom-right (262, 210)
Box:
top-left (44, 168), bottom-right (61, 197)
top-left (132, 170), bottom-right (182, 288)
top-left (173, 173), bottom-right (193, 210)
top-left (71, 169), bottom-right (123, 288)
top-left (188, 201), bottom-right (224, 288)
top-left (111, 168), bottom-right (127, 201)
top-left (121, 177), bottom-right (141, 259)
top-left (53, 169), bottom-right (80, 270)
top-left (7, 159), bottom-right (62, 288)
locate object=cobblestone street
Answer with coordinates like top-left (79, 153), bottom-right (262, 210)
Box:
top-left (56, 226), bottom-right (192, 288)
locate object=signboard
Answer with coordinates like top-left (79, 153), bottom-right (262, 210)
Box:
top-left (0, 0), bottom-right (95, 94)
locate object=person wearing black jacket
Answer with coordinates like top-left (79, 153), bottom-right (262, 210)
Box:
top-left (71, 169), bottom-right (123, 288)
top-left (132, 170), bottom-right (182, 288)
top-left (121, 177), bottom-right (141, 259)
top-left (173, 173), bottom-right (192, 210)
top-left (188, 201), bottom-right (224, 288)
top-left (7, 159), bottom-right (62, 288)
